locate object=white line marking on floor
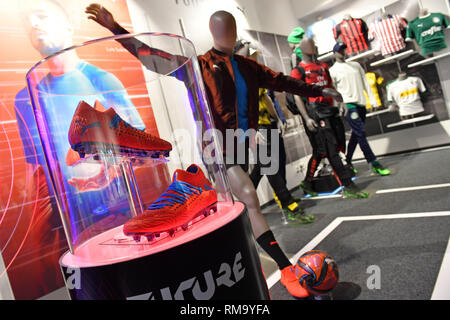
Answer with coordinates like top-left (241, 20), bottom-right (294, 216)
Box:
top-left (301, 194), bottom-right (342, 200)
top-left (431, 236), bottom-right (450, 300)
top-left (267, 211), bottom-right (450, 290)
top-left (351, 145), bottom-right (450, 163)
top-left (376, 183), bottom-right (450, 194)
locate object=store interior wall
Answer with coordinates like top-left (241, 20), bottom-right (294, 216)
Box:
top-left (126, 0), bottom-right (450, 207)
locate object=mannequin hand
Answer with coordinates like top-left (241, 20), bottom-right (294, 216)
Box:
top-left (305, 118), bottom-right (318, 132)
top-left (86, 3), bottom-right (116, 30)
top-left (277, 120), bottom-right (287, 136)
top-left (322, 88), bottom-right (344, 102)
top-left (339, 102), bottom-right (348, 117)
top-left (255, 131), bottom-right (267, 145)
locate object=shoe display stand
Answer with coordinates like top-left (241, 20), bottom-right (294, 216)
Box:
top-left (60, 201), bottom-right (270, 300)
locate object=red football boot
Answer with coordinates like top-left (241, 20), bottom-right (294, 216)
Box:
top-left (123, 164), bottom-right (218, 241)
top-left (66, 101), bottom-right (107, 166)
top-left (68, 100), bottom-right (172, 159)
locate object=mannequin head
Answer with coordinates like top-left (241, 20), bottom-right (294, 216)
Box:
top-left (333, 42), bottom-right (347, 62)
top-left (299, 38), bottom-right (316, 57)
top-left (209, 10), bottom-right (237, 55)
top-left (287, 27), bottom-right (305, 51)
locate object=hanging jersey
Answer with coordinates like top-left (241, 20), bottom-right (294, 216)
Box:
top-left (387, 77), bottom-right (426, 116)
top-left (406, 13), bottom-right (450, 55)
top-left (334, 18), bottom-right (370, 55)
top-left (258, 88), bottom-right (273, 125)
top-left (363, 90), bottom-right (373, 110)
top-left (369, 14), bottom-right (408, 56)
top-left (365, 72), bottom-right (384, 107)
top-left (306, 18), bottom-right (337, 55)
top-left (290, 62), bottom-right (334, 105)
top-left (329, 61), bottom-right (375, 107)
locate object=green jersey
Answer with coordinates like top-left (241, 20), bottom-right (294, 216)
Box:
top-left (406, 13), bottom-right (449, 55)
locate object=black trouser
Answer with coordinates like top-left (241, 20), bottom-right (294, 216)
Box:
top-left (249, 123), bottom-right (294, 208)
top-left (345, 104), bottom-right (376, 164)
top-left (303, 104), bottom-right (352, 187)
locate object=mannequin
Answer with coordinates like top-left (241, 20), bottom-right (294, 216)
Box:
top-left (287, 26), bottom-right (305, 68)
top-left (306, 15), bottom-right (337, 55)
top-left (291, 38), bottom-right (370, 198)
top-left (406, 8), bottom-right (449, 57)
top-left (334, 15), bottom-right (370, 56)
top-left (387, 71), bottom-right (427, 120)
top-left (368, 12), bottom-right (408, 56)
top-left (329, 43), bottom-right (390, 176)
top-left (387, 72), bottom-right (407, 112)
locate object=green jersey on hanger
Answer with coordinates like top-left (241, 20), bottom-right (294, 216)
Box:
top-left (406, 12), bottom-right (449, 55)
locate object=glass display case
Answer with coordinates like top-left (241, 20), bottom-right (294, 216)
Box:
top-left (26, 33), bottom-right (269, 300)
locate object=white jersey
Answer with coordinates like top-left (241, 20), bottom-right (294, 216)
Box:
top-left (387, 77), bottom-right (426, 116)
top-left (306, 18), bottom-right (336, 55)
top-left (329, 61), bottom-right (376, 106)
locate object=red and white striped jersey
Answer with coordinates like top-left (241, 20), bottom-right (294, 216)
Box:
top-left (368, 14), bottom-right (408, 56)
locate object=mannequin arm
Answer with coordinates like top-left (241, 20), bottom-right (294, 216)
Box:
top-left (294, 96), bottom-right (317, 132)
top-left (86, 4), bottom-right (185, 75)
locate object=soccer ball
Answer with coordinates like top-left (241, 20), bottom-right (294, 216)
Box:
top-left (295, 250), bottom-right (339, 295)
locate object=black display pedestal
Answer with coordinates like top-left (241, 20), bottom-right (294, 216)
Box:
top-left (60, 202), bottom-right (270, 300)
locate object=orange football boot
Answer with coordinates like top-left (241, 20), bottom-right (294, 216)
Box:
top-left (280, 265), bottom-right (311, 299)
top-left (68, 100), bottom-right (172, 159)
top-left (123, 164), bottom-right (217, 241)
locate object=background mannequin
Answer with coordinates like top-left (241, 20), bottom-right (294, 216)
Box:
top-left (406, 8), bottom-right (449, 57)
top-left (329, 43), bottom-right (390, 176)
top-left (287, 27), bottom-right (305, 68)
top-left (387, 72), bottom-right (427, 120)
top-left (291, 38), bottom-right (369, 199)
top-left (368, 12), bottom-right (408, 56)
top-left (334, 14), bottom-right (370, 57)
top-left (306, 15), bottom-right (337, 55)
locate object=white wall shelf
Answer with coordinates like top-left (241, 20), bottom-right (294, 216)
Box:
top-left (386, 114), bottom-right (435, 128)
top-left (370, 49), bottom-right (415, 67)
top-left (366, 109), bottom-right (391, 118)
top-left (346, 49), bottom-right (379, 62)
top-left (318, 51), bottom-right (334, 61)
top-left (408, 52), bottom-right (450, 68)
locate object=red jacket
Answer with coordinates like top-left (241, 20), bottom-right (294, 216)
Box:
top-left (198, 48), bottom-right (324, 140)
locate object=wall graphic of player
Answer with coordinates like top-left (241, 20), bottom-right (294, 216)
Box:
top-left (15, 0), bottom-right (145, 243)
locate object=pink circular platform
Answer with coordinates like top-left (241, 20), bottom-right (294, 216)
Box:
top-left (61, 201), bottom-right (244, 268)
